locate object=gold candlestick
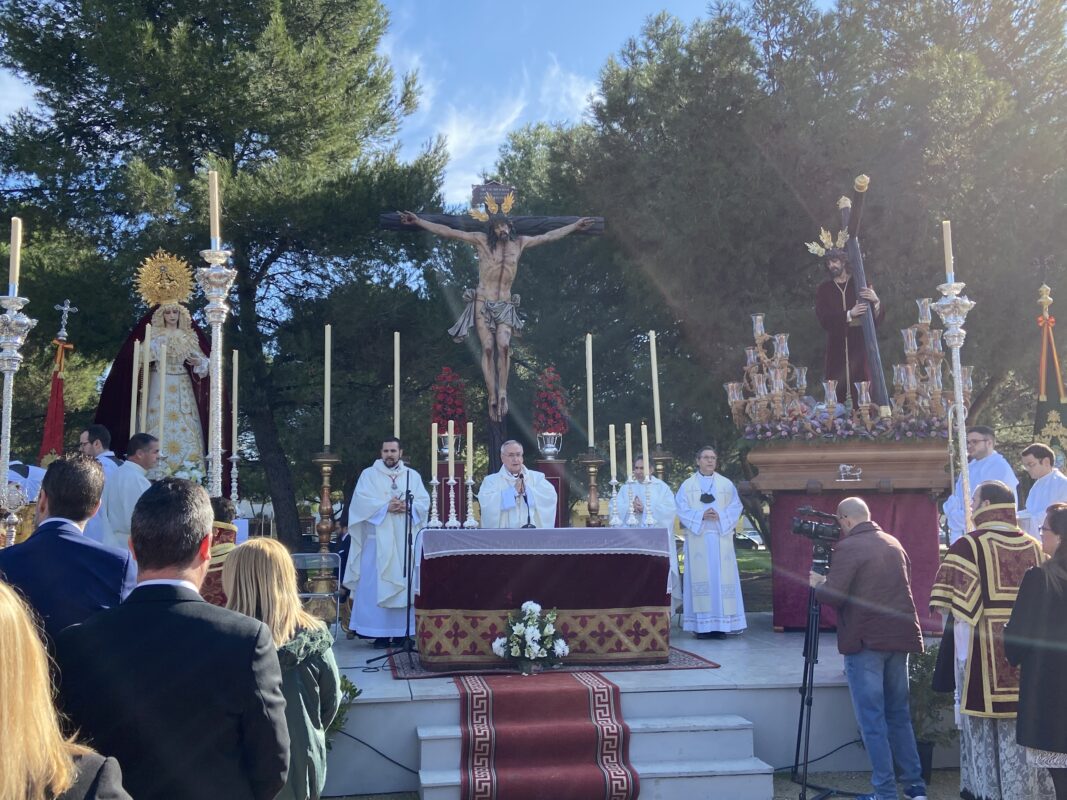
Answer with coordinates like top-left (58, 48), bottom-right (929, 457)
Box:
top-left (305, 450), bottom-right (342, 623)
top-left (577, 447), bottom-right (605, 527)
top-left (651, 444), bottom-right (674, 484)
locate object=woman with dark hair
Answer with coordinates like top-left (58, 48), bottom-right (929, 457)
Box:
top-left (1006, 502), bottom-right (1067, 797)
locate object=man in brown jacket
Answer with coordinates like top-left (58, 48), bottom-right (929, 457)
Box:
top-left (808, 497), bottom-right (927, 800)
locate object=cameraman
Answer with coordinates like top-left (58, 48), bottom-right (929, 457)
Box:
top-left (808, 497), bottom-right (927, 800)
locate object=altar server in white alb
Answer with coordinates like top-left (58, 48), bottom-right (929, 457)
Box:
top-left (617, 456), bottom-right (680, 597)
top-left (478, 440), bottom-right (558, 528)
top-left (675, 445), bottom-right (746, 638)
top-left (342, 437), bottom-right (429, 648)
top-left (943, 426), bottom-right (1018, 544)
top-left (1021, 442), bottom-right (1067, 538)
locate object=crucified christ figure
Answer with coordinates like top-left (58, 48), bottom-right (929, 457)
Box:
top-left (397, 209), bottom-right (595, 421)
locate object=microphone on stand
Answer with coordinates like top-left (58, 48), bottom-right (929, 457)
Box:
top-left (517, 472), bottom-right (535, 528)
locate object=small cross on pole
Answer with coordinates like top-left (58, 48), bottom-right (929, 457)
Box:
top-left (54, 299), bottom-right (78, 341)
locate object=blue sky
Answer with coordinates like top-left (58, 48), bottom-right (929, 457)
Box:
top-left (0, 2), bottom-right (833, 206)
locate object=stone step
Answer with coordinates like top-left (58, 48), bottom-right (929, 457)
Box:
top-left (417, 714), bottom-right (755, 773)
top-left (418, 756), bottom-right (774, 800)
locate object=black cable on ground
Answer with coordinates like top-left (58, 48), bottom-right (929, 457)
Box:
top-left (333, 729), bottom-right (419, 775)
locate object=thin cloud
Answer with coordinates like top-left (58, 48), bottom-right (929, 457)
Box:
top-left (438, 93), bottom-right (527, 204)
top-left (538, 54), bottom-right (597, 121)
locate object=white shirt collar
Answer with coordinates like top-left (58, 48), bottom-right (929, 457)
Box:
top-left (40, 516), bottom-right (86, 531)
top-left (135, 578), bottom-right (200, 593)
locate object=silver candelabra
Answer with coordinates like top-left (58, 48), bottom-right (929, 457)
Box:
top-left (463, 475), bottom-right (478, 528)
top-left (445, 477), bottom-right (460, 528)
top-left (642, 477), bottom-right (658, 528)
top-left (608, 478), bottom-right (622, 527)
top-left (624, 475), bottom-right (639, 527)
top-left (934, 281), bottom-right (976, 532)
top-left (197, 248), bottom-right (237, 497)
top-left (0, 295), bottom-right (36, 547)
top-left (228, 453), bottom-right (240, 504)
top-left (427, 475), bottom-right (442, 528)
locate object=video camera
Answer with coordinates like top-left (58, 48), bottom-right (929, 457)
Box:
top-left (791, 506), bottom-right (842, 574)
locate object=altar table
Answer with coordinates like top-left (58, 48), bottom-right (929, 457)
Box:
top-left (414, 527), bottom-right (672, 671)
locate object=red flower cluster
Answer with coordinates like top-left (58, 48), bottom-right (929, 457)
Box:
top-left (532, 366), bottom-right (569, 434)
top-left (431, 367), bottom-right (468, 428)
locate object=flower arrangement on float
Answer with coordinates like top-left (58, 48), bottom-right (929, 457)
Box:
top-left (491, 600), bottom-right (569, 675)
top-left (170, 459), bottom-right (206, 485)
top-left (533, 366), bottom-right (569, 458)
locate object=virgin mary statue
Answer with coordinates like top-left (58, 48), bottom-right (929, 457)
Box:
top-left (95, 250), bottom-right (227, 477)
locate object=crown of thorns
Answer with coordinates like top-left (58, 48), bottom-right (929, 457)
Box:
top-left (467, 191), bottom-right (515, 222)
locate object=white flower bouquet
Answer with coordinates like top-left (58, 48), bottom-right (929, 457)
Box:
top-left (170, 459), bottom-right (206, 486)
top-left (491, 600), bottom-right (569, 675)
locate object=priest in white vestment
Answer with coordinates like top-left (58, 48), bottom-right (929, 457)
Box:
top-left (1021, 442), bottom-right (1067, 537)
top-left (943, 426), bottom-right (1018, 544)
top-left (675, 446), bottom-right (746, 637)
top-left (478, 440), bottom-right (558, 528)
top-left (342, 437), bottom-right (429, 648)
top-left (616, 456), bottom-right (680, 598)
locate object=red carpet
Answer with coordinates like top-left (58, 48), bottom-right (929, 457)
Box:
top-left (456, 671), bottom-right (640, 800)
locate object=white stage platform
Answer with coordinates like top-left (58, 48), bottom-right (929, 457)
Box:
top-left (324, 612), bottom-right (956, 799)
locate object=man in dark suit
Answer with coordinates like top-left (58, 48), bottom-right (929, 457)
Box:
top-left (0, 454), bottom-right (135, 644)
top-left (55, 478), bottom-right (290, 800)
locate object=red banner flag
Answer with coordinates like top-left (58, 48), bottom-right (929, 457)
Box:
top-left (38, 340), bottom-right (73, 465)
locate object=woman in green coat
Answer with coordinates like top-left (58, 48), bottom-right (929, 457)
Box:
top-left (225, 538), bottom-right (342, 800)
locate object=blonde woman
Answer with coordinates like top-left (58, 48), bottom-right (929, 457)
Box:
top-left (225, 539), bottom-right (342, 800)
top-left (0, 582), bottom-right (130, 800)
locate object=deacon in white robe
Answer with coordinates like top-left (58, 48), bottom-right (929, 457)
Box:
top-left (616, 456), bottom-right (680, 598)
top-left (675, 446), bottom-right (746, 636)
top-left (944, 426), bottom-right (1018, 544)
top-left (342, 438), bottom-right (430, 644)
top-left (1021, 442), bottom-right (1067, 537)
top-left (101, 434), bottom-right (158, 554)
top-left (478, 440), bottom-right (558, 529)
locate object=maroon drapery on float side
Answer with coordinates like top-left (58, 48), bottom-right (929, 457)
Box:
top-left (94, 308), bottom-right (231, 491)
top-left (770, 491), bottom-right (942, 632)
top-left (38, 339), bottom-right (73, 464)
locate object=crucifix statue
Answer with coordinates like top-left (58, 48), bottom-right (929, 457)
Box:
top-left (383, 182), bottom-right (603, 424)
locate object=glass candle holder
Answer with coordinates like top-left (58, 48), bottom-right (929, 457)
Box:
top-left (930, 331), bottom-right (943, 353)
top-left (773, 333), bottom-right (790, 361)
top-left (854, 381), bottom-right (872, 407)
top-left (901, 327), bottom-right (919, 355)
top-left (754, 374), bottom-right (768, 397)
top-left (795, 366), bottom-right (808, 392)
top-left (822, 380), bottom-right (838, 404)
top-left (745, 346), bottom-right (759, 368)
top-left (916, 298), bottom-right (932, 325)
top-left (751, 313), bottom-right (766, 340)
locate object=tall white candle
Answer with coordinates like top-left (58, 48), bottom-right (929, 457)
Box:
top-left (447, 419), bottom-right (455, 480)
top-left (9, 216), bottom-right (21, 296)
top-left (431, 422), bottom-right (438, 476)
top-left (641, 423), bottom-right (650, 479)
top-left (231, 349), bottom-right (239, 453)
top-left (208, 170), bottom-right (221, 246)
top-left (129, 339), bottom-right (140, 435)
top-left (942, 220), bottom-right (954, 282)
top-left (608, 423), bottom-right (617, 482)
top-left (650, 330), bottom-right (663, 445)
top-left (585, 333), bottom-right (594, 448)
top-left (393, 331), bottom-right (400, 438)
top-left (466, 421), bottom-right (473, 470)
top-left (323, 325), bottom-right (331, 448)
top-left (139, 324), bottom-right (152, 432)
top-left (157, 341), bottom-right (167, 452)
top-left (624, 423), bottom-right (633, 481)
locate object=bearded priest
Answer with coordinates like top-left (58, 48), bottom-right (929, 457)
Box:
top-left (478, 440), bottom-right (558, 528)
top-left (675, 445), bottom-right (746, 638)
top-left (342, 437), bottom-right (430, 648)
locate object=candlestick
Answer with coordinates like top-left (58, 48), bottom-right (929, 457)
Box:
top-left (578, 448), bottom-right (605, 527)
top-left (447, 419), bottom-right (455, 480)
top-left (208, 170), bottom-right (221, 248)
top-left (157, 341), bottom-right (167, 460)
top-left (608, 423), bottom-right (617, 482)
top-left (463, 475), bottom-right (479, 528)
top-left (640, 422), bottom-right (650, 479)
top-left (309, 450), bottom-right (342, 626)
top-left (129, 339), bottom-right (140, 436)
top-left (197, 246), bottom-right (237, 497)
top-left (624, 423), bottom-right (633, 481)
top-left (642, 477), bottom-right (657, 528)
top-left (608, 478), bottom-right (622, 527)
top-left (323, 324), bottom-right (331, 448)
top-left (942, 220), bottom-right (954, 283)
top-left (585, 333), bottom-right (594, 448)
top-left (139, 323), bottom-right (152, 432)
top-left (0, 292), bottom-right (37, 546)
top-left (231, 349), bottom-right (238, 453)
top-left (624, 475), bottom-right (639, 527)
top-left (445, 477), bottom-right (460, 529)
top-left (9, 217), bottom-right (21, 296)
top-left (428, 474), bottom-right (442, 529)
top-left (650, 330), bottom-right (663, 445)
top-left (431, 422), bottom-right (438, 474)
top-left (393, 331), bottom-right (400, 438)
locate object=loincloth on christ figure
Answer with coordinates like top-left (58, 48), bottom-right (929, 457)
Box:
top-left (448, 288), bottom-right (525, 343)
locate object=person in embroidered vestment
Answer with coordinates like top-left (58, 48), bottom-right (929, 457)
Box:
top-left (478, 440), bottom-right (558, 528)
top-left (943, 426), bottom-right (1019, 545)
top-left (674, 446), bottom-right (745, 638)
top-left (814, 247), bottom-right (884, 405)
top-left (1021, 443), bottom-right (1067, 539)
top-left (930, 480), bottom-right (1054, 800)
top-left (201, 496), bottom-right (238, 607)
top-left (341, 437), bottom-right (429, 648)
top-left (1006, 503), bottom-right (1067, 799)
